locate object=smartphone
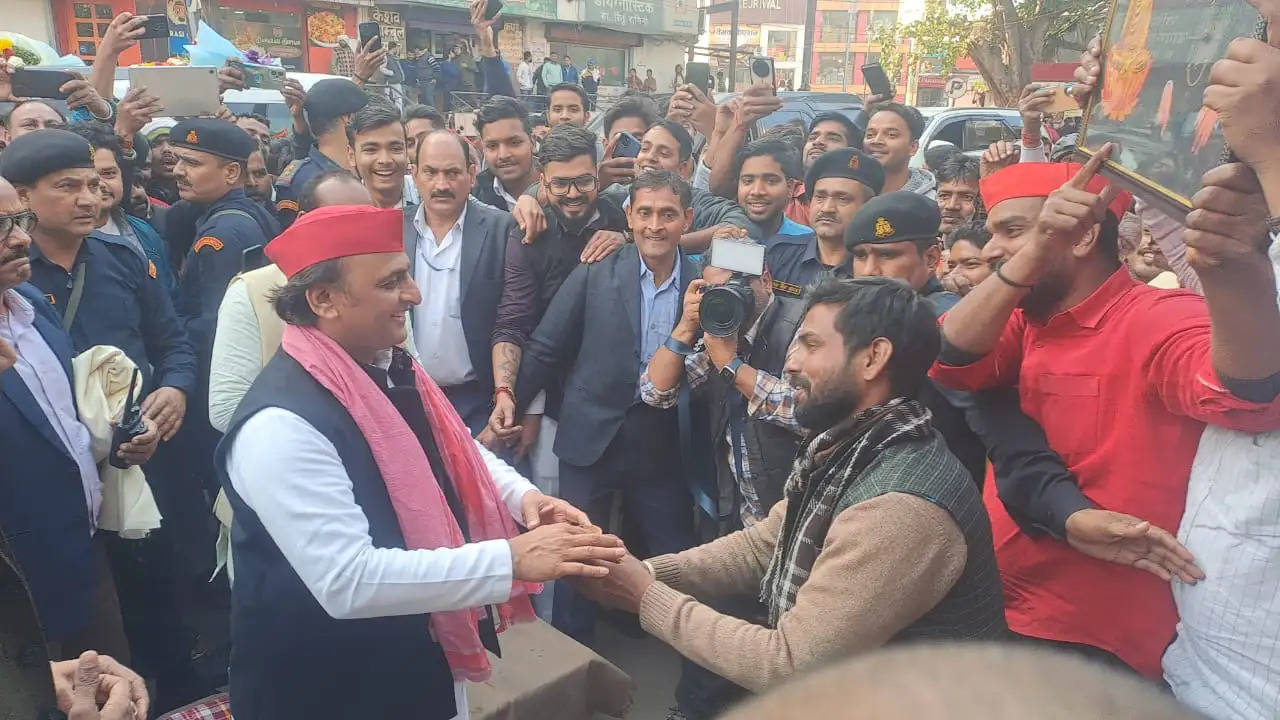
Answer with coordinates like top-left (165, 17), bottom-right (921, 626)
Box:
top-left (613, 131), bottom-right (641, 159)
top-left (684, 62), bottom-right (710, 94)
top-left (138, 14), bottom-right (170, 40)
top-left (11, 68), bottom-right (78, 99)
top-left (358, 21), bottom-right (381, 53)
top-left (484, 0), bottom-right (504, 20)
top-left (1040, 83), bottom-right (1080, 113)
top-left (862, 62), bottom-right (893, 98)
top-left (750, 55), bottom-right (776, 95)
top-left (228, 59), bottom-right (286, 91)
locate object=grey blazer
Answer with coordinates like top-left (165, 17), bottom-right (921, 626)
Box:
top-left (515, 243), bottom-right (700, 468)
top-left (403, 198), bottom-right (517, 391)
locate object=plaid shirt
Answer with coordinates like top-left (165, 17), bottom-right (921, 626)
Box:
top-left (638, 300), bottom-right (801, 525)
top-left (157, 693), bottom-right (232, 720)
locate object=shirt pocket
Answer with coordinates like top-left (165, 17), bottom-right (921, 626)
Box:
top-left (1031, 374), bottom-right (1101, 462)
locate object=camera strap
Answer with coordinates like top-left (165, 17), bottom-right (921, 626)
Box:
top-left (61, 261), bottom-right (87, 331)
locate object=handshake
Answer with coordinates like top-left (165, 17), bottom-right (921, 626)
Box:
top-left (509, 490), bottom-right (656, 613)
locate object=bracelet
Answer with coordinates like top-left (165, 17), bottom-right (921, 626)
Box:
top-left (642, 560), bottom-right (656, 578)
top-left (664, 335), bottom-right (696, 356)
top-left (494, 386), bottom-right (515, 404)
top-left (995, 264), bottom-right (1035, 290)
top-left (89, 104), bottom-right (114, 122)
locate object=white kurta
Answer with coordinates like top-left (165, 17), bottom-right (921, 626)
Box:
top-left (225, 405), bottom-right (538, 720)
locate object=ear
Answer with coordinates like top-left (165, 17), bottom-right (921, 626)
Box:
top-left (15, 185), bottom-right (31, 207)
top-left (224, 161), bottom-right (243, 187)
top-left (682, 206), bottom-right (693, 232)
top-left (307, 282), bottom-right (342, 321)
top-left (922, 242), bottom-right (941, 272)
top-left (860, 336), bottom-right (894, 384)
top-left (1072, 223), bottom-right (1102, 259)
top-left (625, 201), bottom-right (634, 224)
top-left (760, 264), bottom-right (773, 291)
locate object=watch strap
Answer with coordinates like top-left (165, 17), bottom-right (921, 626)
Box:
top-left (664, 335), bottom-right (696, 356)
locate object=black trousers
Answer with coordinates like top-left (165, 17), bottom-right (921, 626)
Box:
top-left (552, 403), bottom-right (696, 643)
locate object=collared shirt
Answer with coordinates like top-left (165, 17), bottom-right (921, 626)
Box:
top-left (0, 290), bottom-right (101, 527)
top-left (493, 175), bottom-right (518, 210)
top-left (412, 204), bottom-right (475, 387)
top-left (930, 267), bottom-right (1280, 679)
top-left (637, 297), bottom-right (800, 526)
top-left (639, 253), bottom-right (682, 367)
top-left (753, 217), bottom-right (818, 287)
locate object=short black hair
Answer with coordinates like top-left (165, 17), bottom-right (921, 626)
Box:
top-left (946, 219), bottom-right (990, 251)
top-left (735, 138), bottom-right (802, 182)
top-left (298, 169), bottom-right (361, 213)
top-left (529, 113), bottom-right (549, 128)
top-left (761, 121), bottom-right (806, 154)
top-left (934, 154), bottom-right (980, 187)
top-left (351, 101), bottom-right (404, 137)
top-left (414, 128), bottom-right (475, 168)
top-left (868, 102), bottom-right (925, 142)
top-left (923, 143), bottom-right (960, 172)
top-left (603, 96), bottom-right (659, 137)
top-left (2, 100), bottom-right (66, 130)
top-left (629, 169), bottom-right (692, 210)
top-left (539, 124), bottom-right (598, 167)
top-left (266, 136), bottom-right (295, 176)
top-left (403, 103), bottom-right (447, 130)
top-left (238, 111), bottom-right (270, 128)
top-left (548, 83), bottom-right (589, 109)
top-left (1096, 214), bottom-right (1121, 261)
top-left (808, 112), bottom-right (860, 148)
top-left (648, 121), bottom-right (694, 162)
top-left (270, 258), bottom-right (344, 325)
top-left (803, 276), bottom-right (941, 399)
top-left (476, 95), bottom-right (532, 138)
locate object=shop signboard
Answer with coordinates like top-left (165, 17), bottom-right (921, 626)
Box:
top-left (225, 9), bottom-right (305, 67)
top-left (709, 24), bottom-right (761, 46)
top-left (397, 0), bottom-right (556, 20)
top-left (369, 8), bottom-right (406, 51)
top-left (584, 0), bottom-right (698, 35)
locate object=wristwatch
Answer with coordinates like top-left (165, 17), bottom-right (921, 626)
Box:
top-left (720, 357), bottom-right (744, 383)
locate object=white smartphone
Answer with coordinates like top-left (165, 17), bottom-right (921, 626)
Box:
top-left (127, 66), bottom-right (221, 118)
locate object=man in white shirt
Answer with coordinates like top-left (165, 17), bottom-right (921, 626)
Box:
top-left (217, 203), bottom-right (621, 720)
top-left (517, 50), bottom-right (536, 98)
top-left (409, 130), bottom-right (520, 433)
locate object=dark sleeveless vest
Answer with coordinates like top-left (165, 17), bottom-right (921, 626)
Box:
top-left (832, 430), bottom-right (1007, 642)
top-left (215, 351), bottom-right (457, 720)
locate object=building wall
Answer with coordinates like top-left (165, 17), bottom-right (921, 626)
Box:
top-left (10, 0), bottom-right (57, 47)
top-left (630, 39), bottom-right (689, 91)
top-left (811, 0), bottom-right (906, 93)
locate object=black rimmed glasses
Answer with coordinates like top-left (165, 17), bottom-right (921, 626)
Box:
top-left (544, 174), bottom-right (597, 196)
top-left (0, 211), bottom-right (36, 242)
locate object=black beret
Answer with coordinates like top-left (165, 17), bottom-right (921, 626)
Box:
top-left (304, 78), bottom-right (369, 121)
top-left (170, 119), bottom-right (255, 163)
top-left (845, 191), bottom-right (943, 248)
top-left (0, 129), bottom-right (95, 186)
top-left (805, 148), bottom-right (885, 198)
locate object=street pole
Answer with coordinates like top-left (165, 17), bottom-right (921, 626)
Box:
top-left (842, 8), bottom-right (852, 92)
top-left (705, 0), bottom-right (741, 91)
top-left (799, 0), bottom-right (818, 89)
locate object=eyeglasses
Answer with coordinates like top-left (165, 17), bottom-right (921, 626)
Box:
top-left (0, 211), bottom-right (36, 241)
top-left (544, 174), bottom-right (597, 196)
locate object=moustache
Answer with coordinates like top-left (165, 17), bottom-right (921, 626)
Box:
top-left (430, 191), bottom-right (456, 199)
top-left (814, 213), bottom-right (839, 224)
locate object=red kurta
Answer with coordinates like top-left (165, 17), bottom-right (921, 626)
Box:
top-left (930, 269), bottom-right (1280, 678)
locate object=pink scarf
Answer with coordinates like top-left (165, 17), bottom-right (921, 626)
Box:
top-left (281, 324), bottom-right (538, 682)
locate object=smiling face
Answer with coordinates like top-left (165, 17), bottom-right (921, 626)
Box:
top-left (355, 121), bottom-right (408, 204)
top-left (1126, 226), bottom-right (1170, 282)
top-left (864, 111), bottom-right (916, 174)
top-left (737, 154), bottom-right (793, 227)
top-left (542, 153), bottom-right (598, 224)
top-left (548, 89), bottom-right (587, 127)
top-left (315, 252), bottom-right (420, 359)
top-left (91, 148), bottom-right (124, 221)
top-left (173, 147), bottom-right (242, 205)
top-left (947, 238), bottom-right (992, 292)
top-left (627, 185), bottom-right (691, 264)
top-left (637, 125), bottom-right (688, 177)
top-left (804, 120), bottom-right (852, 170)
top-left (18, 169), bottom-right (101, 241)
top-left (937, 178), bottom-right (979, 235)
top-left (784, 302), bottom-right (863, 433)
top-left (479, 117), bottom-right (535, 188)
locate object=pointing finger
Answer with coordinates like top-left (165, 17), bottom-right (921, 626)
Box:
top-left (1069, 143), bottom-right (1113, 189)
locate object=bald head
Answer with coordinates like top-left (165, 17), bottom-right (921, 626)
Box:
top-left (413, 130), bottom-right (475, 220)
top-left (722, 643), bottom-right (1198, 720)
top-left (298, 170), bottom-right (371, 214)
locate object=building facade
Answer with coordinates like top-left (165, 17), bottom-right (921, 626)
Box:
top-left (810, 0), bottom-right (906, 95)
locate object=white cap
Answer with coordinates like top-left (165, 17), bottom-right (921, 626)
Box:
top-left (142, 118), bottom-right (177, 141)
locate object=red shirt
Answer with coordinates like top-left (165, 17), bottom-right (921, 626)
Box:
top-left (785, 183), bottom-right (809, 227)
top-left (930, 268), bottom-right (1280, 678)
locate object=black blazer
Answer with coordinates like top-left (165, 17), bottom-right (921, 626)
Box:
top-left (404, 198), bottom-right (517, 393)
top-left (0, 283), bottom-right (96, 643)
top-left (515, 244), bottom-right (700, 467)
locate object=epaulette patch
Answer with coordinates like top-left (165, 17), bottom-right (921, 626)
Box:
top-left (276, 199), bottom-right (300, 213)
top-left (276, 159), bottom-right (303, 185)
top-left (193, 236), bottom-right (225, 253)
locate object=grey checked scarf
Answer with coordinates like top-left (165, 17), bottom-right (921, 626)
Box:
top-left (759, 397), bottom-right (933, 626)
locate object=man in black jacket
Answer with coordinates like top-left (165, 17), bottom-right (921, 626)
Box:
top-left (472, 96), bottom-right (538, 212)
top-left (512, 170), bottom-right (701, 643)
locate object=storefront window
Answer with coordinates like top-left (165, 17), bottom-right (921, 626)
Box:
top-left (550, 43), bottom-right (625, 87)
top-left (211, 6), bottom-right (306, 71)
top-left (765, 30), bottom-right (796, 62)
top-left (816, 53), bottom-right (848, 86)
top-left (817, 12), bottom-right (851, 44)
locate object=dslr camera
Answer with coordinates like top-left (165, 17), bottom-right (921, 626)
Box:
top-left (700, 236), bottom-right (766, 338)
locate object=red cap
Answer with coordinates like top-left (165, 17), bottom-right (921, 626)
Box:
top-left (980, 162), bottom-right (1133, 222)
top-left (265, 205), bottom-right (405, 279)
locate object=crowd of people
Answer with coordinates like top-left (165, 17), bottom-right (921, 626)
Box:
top-left (2, 0), bottom-right (1280, 718)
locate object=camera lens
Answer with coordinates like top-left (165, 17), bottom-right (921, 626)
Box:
top-left (751, 58), bottom-right (771, 78)
top-left (700, 283), bottom-right (753, 337)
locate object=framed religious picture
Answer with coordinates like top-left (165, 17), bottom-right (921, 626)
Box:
top-left (1078, 0), bottom-right (1265, 218)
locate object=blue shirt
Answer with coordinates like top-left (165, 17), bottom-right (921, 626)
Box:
top-left (563, 65), bottom-right (580, 84)
top-left (639, 253), bottom-right (682, 367)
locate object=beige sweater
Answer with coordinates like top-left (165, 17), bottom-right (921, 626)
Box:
top-left (639, 493), bottom-right (967, 693)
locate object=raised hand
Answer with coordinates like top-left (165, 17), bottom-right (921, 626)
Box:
top-left (1017, 83), bottom-right (1054, 141)
top-left (354, 37), bottom-right (389, 84)
top-left (100, 12), bottom-right (147, 60)
top-left (980, 140), bottom-right (1020, 178)
top-left (113, 87), bottom-right (162, 139)
top-left (1183, 163), bottom-right (1271, 270)
top-left (1203, 37), bottom-right (1280, 176)
top-left (1033, 143), bottom-right (1117, 249)
top-left (1071, 34), bottom-right (1102, 106)
top-left (61, 76), bottom-right (112, 119)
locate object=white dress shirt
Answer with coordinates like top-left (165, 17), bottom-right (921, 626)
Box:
top-left (413, 204), bottom-right (476, 387)
top-left (493, 176), bottom-right (519, 210)
top-left (0, 289), bottom-right (101, 526)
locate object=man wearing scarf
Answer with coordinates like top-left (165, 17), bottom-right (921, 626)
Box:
top-left (215, 205), bottom-right (624, 720)
top-left (576, 277), bottom-right (1006, 714)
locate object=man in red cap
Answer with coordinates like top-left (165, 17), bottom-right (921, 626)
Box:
top-left (931, 148), bottom-right (1280, 679)
top-left (214, 204), bottom-right (623, 720)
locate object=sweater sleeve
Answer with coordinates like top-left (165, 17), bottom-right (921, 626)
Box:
top-left (646, 499), bottom-right (786, 600)
top-left (638, 493), bottom-right (967, 693)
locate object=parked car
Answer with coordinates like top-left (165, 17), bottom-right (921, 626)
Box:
top-left (910, 107), bottom-right (1047, 167)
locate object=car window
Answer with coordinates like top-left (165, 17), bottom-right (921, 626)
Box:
top-left (226, 103), bottom-right (293, 134)
top-left (930, 118), bottom-right (966, 148)
top-left (961, 118), bottom-right (1017, 152)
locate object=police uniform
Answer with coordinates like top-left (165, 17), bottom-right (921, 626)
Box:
top-left (844, 191), bottom-right (959, 315)
top-left (170, 120), bottom-right (281, 365)
top-left (273, 79), bottom-right (368, 229)
top-left (767, 148), bottom-right (886, 289)
top-left (1, 129), bottom-right (198, 397)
